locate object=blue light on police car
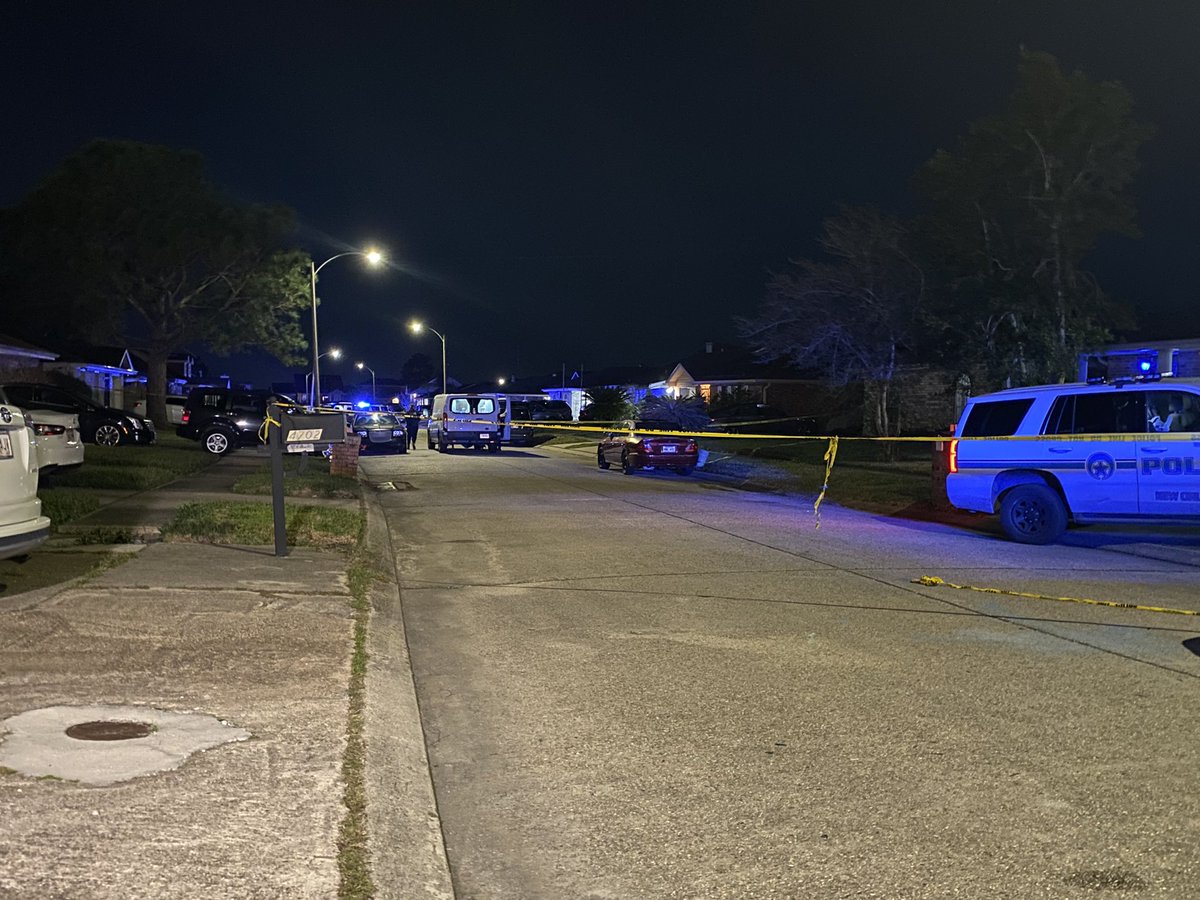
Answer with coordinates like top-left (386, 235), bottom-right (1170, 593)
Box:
top-left (1139, 360), bottom-right (1153, 373)
top-left (356, 400), bottom-right (370, 409)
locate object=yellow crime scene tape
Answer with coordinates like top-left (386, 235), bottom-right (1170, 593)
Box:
top-left (265, 403), bottom-right (1198, 527)
top-left (912, 575), bottom-right (1199, 617)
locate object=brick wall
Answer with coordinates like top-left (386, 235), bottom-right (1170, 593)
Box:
top-left (1173, 349), bottom-right (1200, 377)
top-left (329, 441), bottom-right (361, 477)
top-left (862, 366), bottom-right (966, 436)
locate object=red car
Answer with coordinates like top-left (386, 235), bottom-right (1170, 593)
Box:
top-left (597, 422), bottom-right (699, 476)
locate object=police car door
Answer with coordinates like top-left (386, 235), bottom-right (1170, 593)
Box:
top-left (1137, 389), bottom-right (1200, 516)
top-left (1042, 391), bottom-right (1139, 516)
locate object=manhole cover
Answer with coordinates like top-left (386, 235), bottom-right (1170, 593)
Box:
top-left (66, 720), bottom-right (154, 741)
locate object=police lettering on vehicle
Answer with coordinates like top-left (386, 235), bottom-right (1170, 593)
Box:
top-left (1141, 456), bottom-right (1196, 476)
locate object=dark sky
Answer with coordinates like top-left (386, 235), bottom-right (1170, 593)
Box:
top-left (4, 2), bottom-right (1198, 389)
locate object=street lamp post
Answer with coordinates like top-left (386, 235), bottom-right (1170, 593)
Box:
top-left (409, 321), bottom-right (446, 396)
top-left (356, 362), bottom-right (376, 405)
top-left (310, 248), bottom-right (384, 408)
top-left (307, 348), bottom-right (343, 408)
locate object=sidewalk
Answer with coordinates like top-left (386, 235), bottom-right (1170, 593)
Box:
top-left (0, 451), bottom-right (390, 898)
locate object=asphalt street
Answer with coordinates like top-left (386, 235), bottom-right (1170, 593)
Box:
top-left (361, 444), bottom-right (1200, 899)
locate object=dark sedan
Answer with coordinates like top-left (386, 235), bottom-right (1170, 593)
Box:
top-left (597, 422), bottom-right (698, 475)
top-left (352, 413), bottom-right (408, 454)
top-left (0, 382), bottom-right (156, 446)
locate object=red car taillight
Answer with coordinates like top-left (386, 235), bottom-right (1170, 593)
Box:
top-left (948, 439), bottom-right (958, 474)
top-left (33, 423), bottom-right (67, 436)
top-left (181, 410), bottom-right (190, 424)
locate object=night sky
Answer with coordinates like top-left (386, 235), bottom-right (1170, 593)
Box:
top-left (5, 2), bottom-right (1198, 389)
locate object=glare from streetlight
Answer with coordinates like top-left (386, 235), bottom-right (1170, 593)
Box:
top-left (356, 361), bottom-right (365, 370)
top-left (409, 320), bottom-right (423, 334)
top-left (329, 347), bottom-right (342, 360)
top-left (365, 249), bottom-right (384, 266)
top-left (498, 377), bottom-right (506, 386)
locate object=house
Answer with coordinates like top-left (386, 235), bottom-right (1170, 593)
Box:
top-left (0, 334), bottom-right (58, 373)
top-left (0, 336), bottom-right (144, 410)
top-left (1078, 338), bottom-right (1200, 380)
top-left (543, 365), bottom-right (666, 420)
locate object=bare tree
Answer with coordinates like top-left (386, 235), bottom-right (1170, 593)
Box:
top-left (738, 206), bottom-right (924, 436)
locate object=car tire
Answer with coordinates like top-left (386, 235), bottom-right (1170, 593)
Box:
top-left (427, 433), bottom-right (435, 449)
top-left (597, 448), bottom-right (610, 470)
top-left (488, 443), bottom-right (501, 453)
top-left (93, 422), bottom-right (123, 446)
top-left (621, 450), bottom-right (635, 475)
top-left (201, 427), bottom-right (235, 456)
top-left (437, 437), bottom-right (447, 453)
top-left (999, 483), bottom-right (1067, 545)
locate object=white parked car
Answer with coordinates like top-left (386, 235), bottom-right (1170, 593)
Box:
top-left (0, 403), bottom-right (51, 561)
top-left (28, 409), bottom-right (84, 474)
top-left (947, 375), bottom-right (1200, 543)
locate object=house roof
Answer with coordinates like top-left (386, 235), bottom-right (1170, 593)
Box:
top-left (668, 344), bottom-right (816, 382)
top-left (0, 334), bottom-right (59, 361)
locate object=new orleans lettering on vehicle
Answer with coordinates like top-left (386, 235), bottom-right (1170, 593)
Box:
top-left (945, 375), bottom-right (1200, 544)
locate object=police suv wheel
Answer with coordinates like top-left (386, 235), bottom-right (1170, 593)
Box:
top-left (597, 449), bottom-right (610, 470)
top-left (999, 484), bottom-right (1066, 545)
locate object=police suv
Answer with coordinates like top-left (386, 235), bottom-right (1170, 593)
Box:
top-left (946, 376), bottom-right (1200, 543)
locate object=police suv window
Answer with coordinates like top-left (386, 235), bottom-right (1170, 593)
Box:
top-left (960, 399), bottom-right (1034, 437)
top-left (1044, 392), bottom-right (1146, 435)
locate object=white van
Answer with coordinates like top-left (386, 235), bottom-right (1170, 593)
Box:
top-left (427, 393), bottom-right (507, 453)
top-left (946, 376), bottom-right (1200, 543)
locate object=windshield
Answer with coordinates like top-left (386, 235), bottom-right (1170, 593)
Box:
top-left (355, 413), bottom-right (399, 427)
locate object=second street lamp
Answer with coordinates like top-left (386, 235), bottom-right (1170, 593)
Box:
top-left (409, 320), bottom-right (446, 396)
top-left (310, 248), bottom-right (384, 408)
top-left (356, 361), bottom-right (376, 405)
top-left (306, 348), bottom-right (342, 407)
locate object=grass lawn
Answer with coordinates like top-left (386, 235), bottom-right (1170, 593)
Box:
top-left (38, 433), bottom-right (215, 529)
top-left (162, 501), bottom-right (363, 550)
top-left (544, 429), bottom-right (938, 514)
top-left (231, 455), bottom-right (360, 499)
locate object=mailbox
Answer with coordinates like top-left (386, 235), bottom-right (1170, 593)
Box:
top-left (276, 410), bottom-right (348, 451)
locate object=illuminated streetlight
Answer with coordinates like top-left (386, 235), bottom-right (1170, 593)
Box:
top-left (497, 377), bottom-right (506, 386)
top-left (409, 320), bottom-right (446, 396)
top-left (305, 348), bottom-right (342, 403)
top-left (356, 361), bottom-right (376, 405)
top-left (310, 248), bottom-right (384, 407)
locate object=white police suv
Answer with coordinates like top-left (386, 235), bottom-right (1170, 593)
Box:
top-left (946, 376), bottom-right (1200, 543)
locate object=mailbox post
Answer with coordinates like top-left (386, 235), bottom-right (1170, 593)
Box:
top-left (267, 408), bottom-right (349, 557)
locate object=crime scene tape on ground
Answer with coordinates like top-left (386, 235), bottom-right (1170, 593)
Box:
top-left (912, 575), bottom-right (1200, 617)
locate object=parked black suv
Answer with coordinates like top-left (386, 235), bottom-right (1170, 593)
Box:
top-left (177, 388), bottom-right (293, 455)
top-left (0, 382), bottom-right (156, 446)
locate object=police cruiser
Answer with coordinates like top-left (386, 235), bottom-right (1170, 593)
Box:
top-left (946, 376), bottom-right (1200, 543)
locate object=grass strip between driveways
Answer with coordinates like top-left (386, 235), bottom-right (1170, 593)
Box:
top-left (161, 501), bottom-right (361, 549)
top-left (231, 456), bottom-right (360, 499)
top-left (340, 548), bottom-right (378, 899)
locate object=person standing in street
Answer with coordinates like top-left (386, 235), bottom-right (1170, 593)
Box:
top-left (404, 407), bottom-right (422, 449)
